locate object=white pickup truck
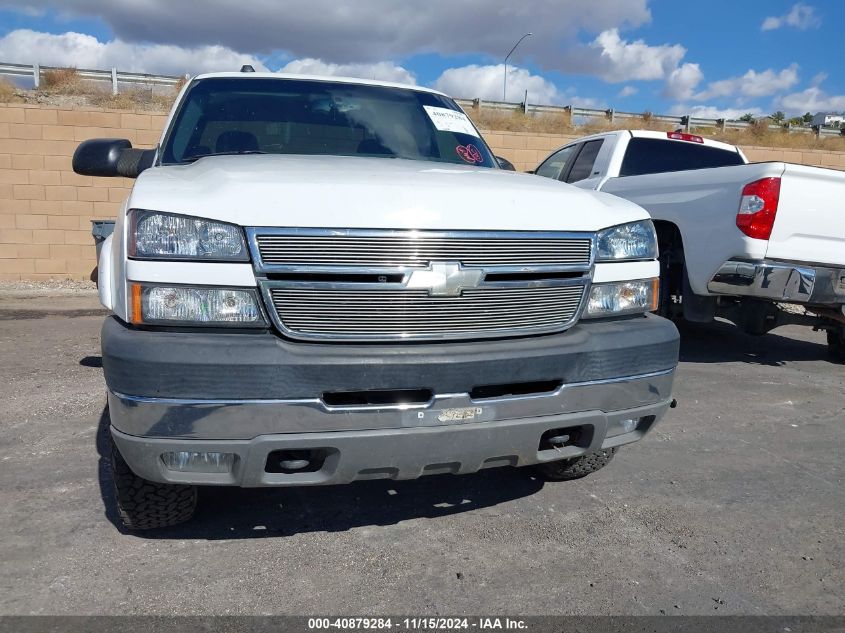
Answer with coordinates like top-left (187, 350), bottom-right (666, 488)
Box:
top-left (73, 72), bottom-right (678, 530)
top-left (533, 130), bottom-right (845, 359)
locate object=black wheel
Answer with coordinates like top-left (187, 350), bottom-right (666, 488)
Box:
top-left (533, 448), bottom-right (617, 481)
top-left (655, 226), bottom-right (688, 321)
top-left (110, 439), bottom-right (197, 530)
top-left (828, 326), bottom-right (845, 362)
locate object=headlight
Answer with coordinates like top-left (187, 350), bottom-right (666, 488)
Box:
top-left (584, 279), bottom-right (659, 318)
top-left (129, 284), bottom-right (266, 327)
top-left (596, 220), bottom-right (657, 261)
top-left (129, 210), bottom-right (248, 261)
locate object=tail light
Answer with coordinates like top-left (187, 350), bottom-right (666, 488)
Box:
top-left (736, 177), bottom-right (781, 240)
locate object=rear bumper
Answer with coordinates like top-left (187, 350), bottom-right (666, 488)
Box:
top-left (708, 258), bottom-right (845, 305)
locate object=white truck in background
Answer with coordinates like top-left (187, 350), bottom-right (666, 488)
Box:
top-left (533, 130), bottom-right (845, 360)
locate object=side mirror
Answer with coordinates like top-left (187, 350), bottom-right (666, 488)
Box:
top-left (495, 155), bottom-right (516, 171)
top-left (73, 139), bottom-right (155, 178)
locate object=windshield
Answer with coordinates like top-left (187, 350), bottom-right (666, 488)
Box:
top-left (160, 77), bottom-right (496, 168)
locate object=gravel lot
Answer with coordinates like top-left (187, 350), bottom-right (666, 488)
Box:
top-left (0, 289), bottom-right (843, 616)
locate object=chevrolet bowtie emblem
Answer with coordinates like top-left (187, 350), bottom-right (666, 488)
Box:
top-left (406, 261), bottom-right (483, 297)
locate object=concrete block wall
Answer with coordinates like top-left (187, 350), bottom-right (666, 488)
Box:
top-left (481, 131), bottom-right (580, 173)
top-left (1, 103), bottom-right (843, 281)
top-left (740, 145), bottom-right (845, 170)
top-left (0, 104), bottom-right (167, 280)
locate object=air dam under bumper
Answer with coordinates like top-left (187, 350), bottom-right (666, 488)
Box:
top-left (104, 314), bottom-right (678, 486)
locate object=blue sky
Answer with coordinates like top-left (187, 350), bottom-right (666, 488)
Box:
top-left (0, 0), bottom-right (842, 118)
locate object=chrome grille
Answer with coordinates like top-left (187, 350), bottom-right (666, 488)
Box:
top-left (254, 232), bottom-right (591, 269)
top-left (267, 285), bottom-right (586, 340)
top-left (249, 228), bottom-right (595, 342)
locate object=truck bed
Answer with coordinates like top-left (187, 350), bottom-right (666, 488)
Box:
top-left (598, 162), bottom-right (845, 295)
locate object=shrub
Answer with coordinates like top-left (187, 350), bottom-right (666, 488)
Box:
top-left (0, 78), bottom-right (22, 103)
top-left (41, 67), bottom-right (86, 93)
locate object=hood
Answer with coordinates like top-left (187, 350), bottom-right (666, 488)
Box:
top-left (128, 155), bottom-right (648, 232)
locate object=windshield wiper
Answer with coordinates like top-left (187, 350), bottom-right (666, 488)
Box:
top-left (180, 150), bottom-right (268, 163)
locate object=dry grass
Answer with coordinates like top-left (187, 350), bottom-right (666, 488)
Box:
top-left (88, 86), bottom-right (177, 111)
top-left (467, 108), bottom-right (845, 152)
top-left (0, 78), bottom-right (23, 103)
top-left (470, 108), bottom-right (575, 134)
top-left (18, 67), bottom-right (182, 111)
top-left (707, 125), bottom-right (845, 151)
top-left (41, 67), bottom-right (88, 94)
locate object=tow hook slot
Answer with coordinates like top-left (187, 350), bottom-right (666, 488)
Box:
top-left (265, 449), bottom-right (331, 474)
top-left (546, 434), bottom-right (570, 446)
top-left (539, 426), bottom-right (587, 451)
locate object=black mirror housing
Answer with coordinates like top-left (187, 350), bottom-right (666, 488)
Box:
top-left (495, 155), bottom-right (516, 171)
top-left (73, 139), bottom-right (155, 178)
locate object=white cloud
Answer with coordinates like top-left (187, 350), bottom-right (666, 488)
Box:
top-left (761, 3), bottom-right (821, 30)
top-left (0, 29), bottom-right (264, 76)
top-left (2, 1), bottom-right (700, 97)
top-left (663, 63), bottom-right (703, 100)
top-left (6, 0), bottom-right (652, 68)
top-left (618, 85), bottom-right (638, 98)
top-left (433, 64), bottom-right (563, 104)
top-left (565, 29), bottom-right (706, 99)
top-left (567, 28), bottom-right (686, 82)
top-left (778, 87), bottom-right (845, 114)
top-left (693, 64), bottom-right (800, 101)
top-left (279, 58), bottom-right (416, 85)
top-left (809, 72), bottom-right (827, 87)
top-left (668, 104), bottom-right (765, 120)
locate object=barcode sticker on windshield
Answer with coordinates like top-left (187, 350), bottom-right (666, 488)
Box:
top-left (423, 106), bottom-right (479, 137)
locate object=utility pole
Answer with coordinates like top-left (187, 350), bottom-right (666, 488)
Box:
top-left (503, 32), bottom-right (533, 101)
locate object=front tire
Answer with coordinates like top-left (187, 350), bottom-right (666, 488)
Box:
top-left (533, 448), bottom-right (617, 481)
top-left (110, 439), bottom-right (197, 530)
top-left (828, 326), bottom-right (845, 362)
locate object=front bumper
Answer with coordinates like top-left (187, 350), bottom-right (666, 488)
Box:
top-left (104, 314), bottom-right (679, 486)
top-left (708, 259), bottom-right (845, 305)
top-left (112, 395), bottom-right (671, 487)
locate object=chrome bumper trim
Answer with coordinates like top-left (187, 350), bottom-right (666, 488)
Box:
top-left (708, 259), bottom-right (845, 304)
top-left (109, 369), bottom-right (675, 440)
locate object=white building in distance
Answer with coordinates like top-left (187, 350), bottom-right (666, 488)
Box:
top-left (811, 112), bottom-right (845, 126)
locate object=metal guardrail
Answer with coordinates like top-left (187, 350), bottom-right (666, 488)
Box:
top-left (817, 126), bottom-right (844, 138)
top-left (0, 61), bottom-right (841, 137)
top-left (455, 98), bottom-right (844, 137)
top-left (0, 61), bottom-right (185, 95)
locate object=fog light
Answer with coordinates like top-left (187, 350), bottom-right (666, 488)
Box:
top-left (129, 283), bottom-right (265, 327)
top-left (584, 278), bottom-right (659, 318)
top-left (606, 418), bottom-right (638, 438)
top-left (161, 451), bottom-right (235, 473)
